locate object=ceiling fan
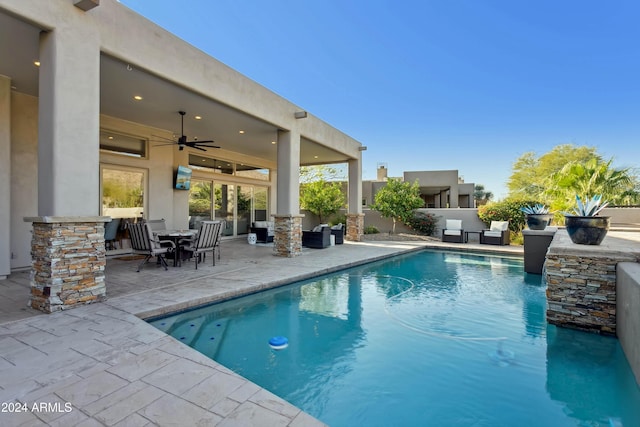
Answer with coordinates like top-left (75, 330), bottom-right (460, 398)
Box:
top-left (154, 111), bottom-right (220, 151)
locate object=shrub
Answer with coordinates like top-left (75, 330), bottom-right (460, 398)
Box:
top-left (364, 225), bottom-right (380, 234)
top-left (405, 211), bottom-right (439, 236)
top-left (329, 214), bottom-right (347, 226)
top-left (477, 199), bottom-right (540, 233)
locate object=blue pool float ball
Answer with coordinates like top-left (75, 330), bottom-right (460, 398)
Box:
top-left (269, 336), bottom-right (289, 350)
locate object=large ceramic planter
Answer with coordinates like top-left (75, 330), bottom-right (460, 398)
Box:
top-left (564, 216), bottom-right (610, 245)
top-left (526, 214), bottom-right (553, 230)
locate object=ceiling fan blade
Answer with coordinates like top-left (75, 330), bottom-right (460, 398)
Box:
top-left (197, 144), bottom-right (221, 148)
top-left (193, 145), bottom-right (207, 151)
top-left (192, 140), bottom-right (215, 144)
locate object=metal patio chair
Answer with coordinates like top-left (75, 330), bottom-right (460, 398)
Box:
top-left (128, 222), bottom-right (175, 272)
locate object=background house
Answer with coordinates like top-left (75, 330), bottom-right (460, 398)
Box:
top-left (362, 164), bottom-right (476, 208)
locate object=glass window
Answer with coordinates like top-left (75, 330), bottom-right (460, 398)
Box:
top-left (188, 179), bottom-right (213, 229)
top-left (101, 167), bottom-right (145, 219)
top-left (189, 154), bottom-right (269, 180)
top-left (236, 164), bottom-right (270, 181)
top-left (100, 130), bottom-right (146, 158)
top-left (189, 154), bottom-right (233, 175)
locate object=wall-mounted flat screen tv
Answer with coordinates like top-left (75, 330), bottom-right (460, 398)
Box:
top-left (175, 165), bottom-right (192, 190)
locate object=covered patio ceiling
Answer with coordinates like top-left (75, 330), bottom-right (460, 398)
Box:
top-left (0, 10), bottom-right (350, 166)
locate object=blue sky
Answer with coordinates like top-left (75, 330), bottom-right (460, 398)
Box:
top-left (119, 0), bottom-right (640, 199)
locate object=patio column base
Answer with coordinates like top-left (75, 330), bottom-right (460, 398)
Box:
top-left (346, 213), bottom-right (365, 242)
top-left (23, 216), bottom-right (110, 313)
top-left (273, 214), bottom-right (303, 257)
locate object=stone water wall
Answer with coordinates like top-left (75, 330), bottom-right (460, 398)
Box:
top-left (545, 231), bottom-right (640, 335)
top-left (25, 216), bottom-right (109, 313)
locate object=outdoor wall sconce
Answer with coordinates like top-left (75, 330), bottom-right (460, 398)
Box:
top-left (74, 0), bottom-right (100, 11)
top-left (359, 146), bottom-right (368, 151)
top-left (294, 111), bottom-right (308, 119)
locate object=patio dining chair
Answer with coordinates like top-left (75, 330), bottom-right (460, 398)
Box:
top-left (180, 220), bottom-right (223, 269)
top-left (104, 218), bottom-right (121, 250)
top-left (146, 218), bottom-right (167, 232)
top-left (213, 219), bottom-right (225, 262)
top-left (128, 222), bottom-right (176, 272)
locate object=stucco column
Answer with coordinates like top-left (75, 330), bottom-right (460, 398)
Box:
top-left (26, 26), bottom-right (104, 311)
top-left (346, 156), bottom-right (364, 241)
top-left (0, 75), bottom-right (10, 280)
top-left (38, 27), bottom-right (100, 216)
top-left (274, 129), bottom-right (303, 257)
top-left (449, 186), bottom-right (459, 208)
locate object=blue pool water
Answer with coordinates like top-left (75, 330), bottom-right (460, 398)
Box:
top-left (149, 250), bottom-right (640, 426)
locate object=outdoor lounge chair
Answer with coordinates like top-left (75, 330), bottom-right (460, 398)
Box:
top-left (302, 225), bottom-right (331, 249)
top-left (442, 219), bottom-right (464, 243)
top-left (129, 222), bottom-right (176, 272)
top-left (250, 221), bottom-right (274, 243)
top-left (180, 220), bottom-right (223, 269)
top-left (331, 223), bottom-right (344, 244)
top-left (480, 221), bottom-right (510, 245)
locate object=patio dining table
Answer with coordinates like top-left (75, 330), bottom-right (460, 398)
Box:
top-left (155, 229), bottom-right (197, 267)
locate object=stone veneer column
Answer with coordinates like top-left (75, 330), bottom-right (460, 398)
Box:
top-left (346, 213), bottom-right (365, 242)
top-left (545, 232), bottom-right (638, 336)
top-left (24, 216), bottom-right (110, 313)
top-left (273, 215), bottom-right (303, 257)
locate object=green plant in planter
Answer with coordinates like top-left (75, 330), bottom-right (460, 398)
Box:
top-left (565, 194), bottom-right (609, 217)
top-left (563, 195), bottom-right (610, 245)
top-left (521, 204), bottom-right (553, 230)
top-left (520, 204), bottom-right (550, 215)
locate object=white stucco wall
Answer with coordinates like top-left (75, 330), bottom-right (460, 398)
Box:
top-left (10, 92), bottom-right (38, 269)
top-left (0, 75), bottom-right (10, 276)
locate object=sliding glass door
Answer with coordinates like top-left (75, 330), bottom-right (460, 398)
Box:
top-left (189, 179), bottom-right (268, 237)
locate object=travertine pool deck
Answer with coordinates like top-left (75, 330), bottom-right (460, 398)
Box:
top-left (1, 237), bottom-right (523, 426)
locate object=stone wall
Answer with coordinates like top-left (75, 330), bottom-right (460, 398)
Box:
top-left (25, 216), bottom-right (109, 313)
top-left (545, 231), bottom-right (640, 335)
top-left (346, 213), bottom-right (364, 242)
top-left (273, 215), bottom-right (303, 257)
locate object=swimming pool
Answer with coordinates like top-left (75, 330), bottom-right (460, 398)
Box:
top-left (149, 250), bottom-right (640, 426)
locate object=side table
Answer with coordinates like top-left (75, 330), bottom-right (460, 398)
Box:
top-left (464, 231), bottom-right (482, 243)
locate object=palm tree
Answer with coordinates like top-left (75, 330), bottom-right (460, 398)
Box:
top-left (474, 184), bottom-right (494, 206)
top-left (544, 158), bottom-right (639, 212)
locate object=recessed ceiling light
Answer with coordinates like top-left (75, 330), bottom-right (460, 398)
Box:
top-left (194, 116), bottom-right (202, 120)
top-left (108, 136), bottom-right (114, 140)
top-left (239, 130), bottom-right (245, 134)
top-left (314, 155), bottom-right (319, 159)
top-left (271, 141), bottom-right (277, 145)
top-left (133, 95), bottom-right (143, 101)
top-left (34, 61), bottom-right (40, 67)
